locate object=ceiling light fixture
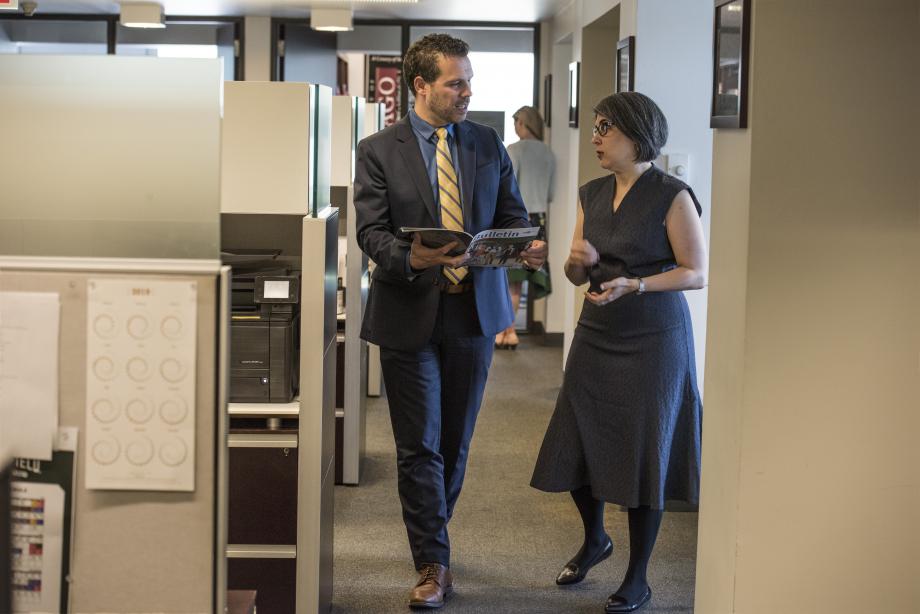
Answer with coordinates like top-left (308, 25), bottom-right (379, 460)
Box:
top-left (120, 2), bottom-right (165, 29)
top-left (311, 7), bottom-right (353, 32)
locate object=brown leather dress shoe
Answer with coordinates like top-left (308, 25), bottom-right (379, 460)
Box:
top-left (409, 563), bottom-right (453, 609)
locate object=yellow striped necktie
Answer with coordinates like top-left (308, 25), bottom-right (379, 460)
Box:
top-left (435, 127), bottom-right (467, 284)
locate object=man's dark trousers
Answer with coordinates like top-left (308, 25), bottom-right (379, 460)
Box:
top-left (380, 289), bottom-right (493, 569)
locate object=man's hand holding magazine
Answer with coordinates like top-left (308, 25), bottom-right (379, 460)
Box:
top-left (400, 227), bottom-right (548, 269)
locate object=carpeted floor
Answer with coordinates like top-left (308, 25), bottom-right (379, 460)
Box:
top-left (332, 336), bottom-right (698, 613)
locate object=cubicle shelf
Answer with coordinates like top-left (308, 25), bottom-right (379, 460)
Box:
top-left (228, 400), bottom-right (300, 417)
top-left (227, 545), bottom-right (297, 558)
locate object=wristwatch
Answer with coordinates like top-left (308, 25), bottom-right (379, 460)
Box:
top-left (636, 277), bottom-right (646, 294)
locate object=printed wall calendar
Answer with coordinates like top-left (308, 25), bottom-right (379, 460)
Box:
top-left (85, 279), bottom-right (198, 491)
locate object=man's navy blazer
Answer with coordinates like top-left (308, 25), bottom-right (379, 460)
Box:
top-left (354, 115), bottom-right (530, 352)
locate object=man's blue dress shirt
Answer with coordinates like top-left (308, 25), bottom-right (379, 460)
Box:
top-left (407, 108), bottom-right (464, 224)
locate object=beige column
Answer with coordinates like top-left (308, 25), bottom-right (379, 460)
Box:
top-left (696, 1), bottom-right (920, 612)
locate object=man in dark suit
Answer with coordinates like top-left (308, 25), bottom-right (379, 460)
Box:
top-left (354, 33), bottom-right (547, 609)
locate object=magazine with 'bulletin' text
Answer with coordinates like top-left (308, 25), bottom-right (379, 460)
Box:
top-left (398, 226), bottom-right (539, 268)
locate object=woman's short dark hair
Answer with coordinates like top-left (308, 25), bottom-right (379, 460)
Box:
top-left (404, 33), bottom-right (470, 96)
top-left (593, 92), bottom-right (668, 162)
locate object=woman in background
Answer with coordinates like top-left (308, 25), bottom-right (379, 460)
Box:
top-left (531, 92), bottom-right (707, 613)
top-left (497, 106), bottom-right (555, 349)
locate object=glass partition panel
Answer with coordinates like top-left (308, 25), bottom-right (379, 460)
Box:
top-left (0, 19), bottom-right (108, 55)
top-left (0, 55), bottom-right (222, 259)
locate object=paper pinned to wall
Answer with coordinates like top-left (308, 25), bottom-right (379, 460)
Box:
top-left (11, 426), bottom-right (78, 614)
top-left (12, 481), bottom-right (66, 612)
top-left (0, 292), bottom-right (60, 461)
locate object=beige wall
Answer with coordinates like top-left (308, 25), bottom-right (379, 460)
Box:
top-left (578, 7), bottom-right (619, 187)
top-left (635, 0), bottom-right (714, 392)
top-left (695, 127), bottom-right (752, 614)
top-left (547, 0), bottom-right (634, 361)
top-left (546, 31), bottom-right (576, 349)
top-left (697, 1), bottom-right (920, 612)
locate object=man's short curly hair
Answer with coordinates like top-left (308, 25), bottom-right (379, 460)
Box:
top-left (404, 33), bottom-right (470, 96)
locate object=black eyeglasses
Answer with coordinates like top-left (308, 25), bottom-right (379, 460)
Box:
top-left (592, 120), bottom-right (613, 137)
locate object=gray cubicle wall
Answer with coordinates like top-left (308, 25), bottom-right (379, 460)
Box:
top-left (0, 259), bottom-right (226, 613)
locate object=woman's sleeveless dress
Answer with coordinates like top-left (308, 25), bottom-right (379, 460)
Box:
top-left (530, 166), bottom-right (703, 509)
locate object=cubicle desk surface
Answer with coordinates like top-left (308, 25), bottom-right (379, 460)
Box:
top-left (229, 399), bottom-right (300, 417)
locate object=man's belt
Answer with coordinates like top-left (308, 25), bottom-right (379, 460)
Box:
top-left (435, 277), bottom-right (473, 294)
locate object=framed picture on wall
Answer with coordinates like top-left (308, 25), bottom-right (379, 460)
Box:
top-left (543, 74), bottom-right (552, 127)
top-left (710, 0), bottom-right (751, 128)
top-left (616, 36), bottom-right (635, 93)
top-left (568, 61), bottom-right (579, 128)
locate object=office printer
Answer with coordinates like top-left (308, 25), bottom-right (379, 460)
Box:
top-left (224, 249), bottom-right (300, 403)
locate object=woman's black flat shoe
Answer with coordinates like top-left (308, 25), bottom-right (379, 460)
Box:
top-left (555, 537), bottom-right (613, 585)
top-left (604, 586), bottom-right (651, 613)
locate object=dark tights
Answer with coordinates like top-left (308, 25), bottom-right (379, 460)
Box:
top-left (569, 487), bottom-right (664, 602)
top-left (570, 485), bottom-right (608, 553)
top-left (616, 505), bottom-right (664, 601)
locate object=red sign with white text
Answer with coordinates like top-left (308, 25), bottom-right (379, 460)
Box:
top-left (367, 55), bottom-right (402, 128)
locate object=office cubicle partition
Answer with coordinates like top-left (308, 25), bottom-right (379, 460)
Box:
top-left (0, 258), bottom-right (229, 612)
top-left (0, 54), bottom-right (227, 612)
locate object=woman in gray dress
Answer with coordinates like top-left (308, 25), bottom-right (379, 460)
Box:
top-left (530, 92), bottom-right (707, 613)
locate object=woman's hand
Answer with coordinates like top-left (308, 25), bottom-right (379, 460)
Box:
top-left (568, 239), bottom-right (599, 269)
top-left (585, 276), bottom-right (639, 306)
